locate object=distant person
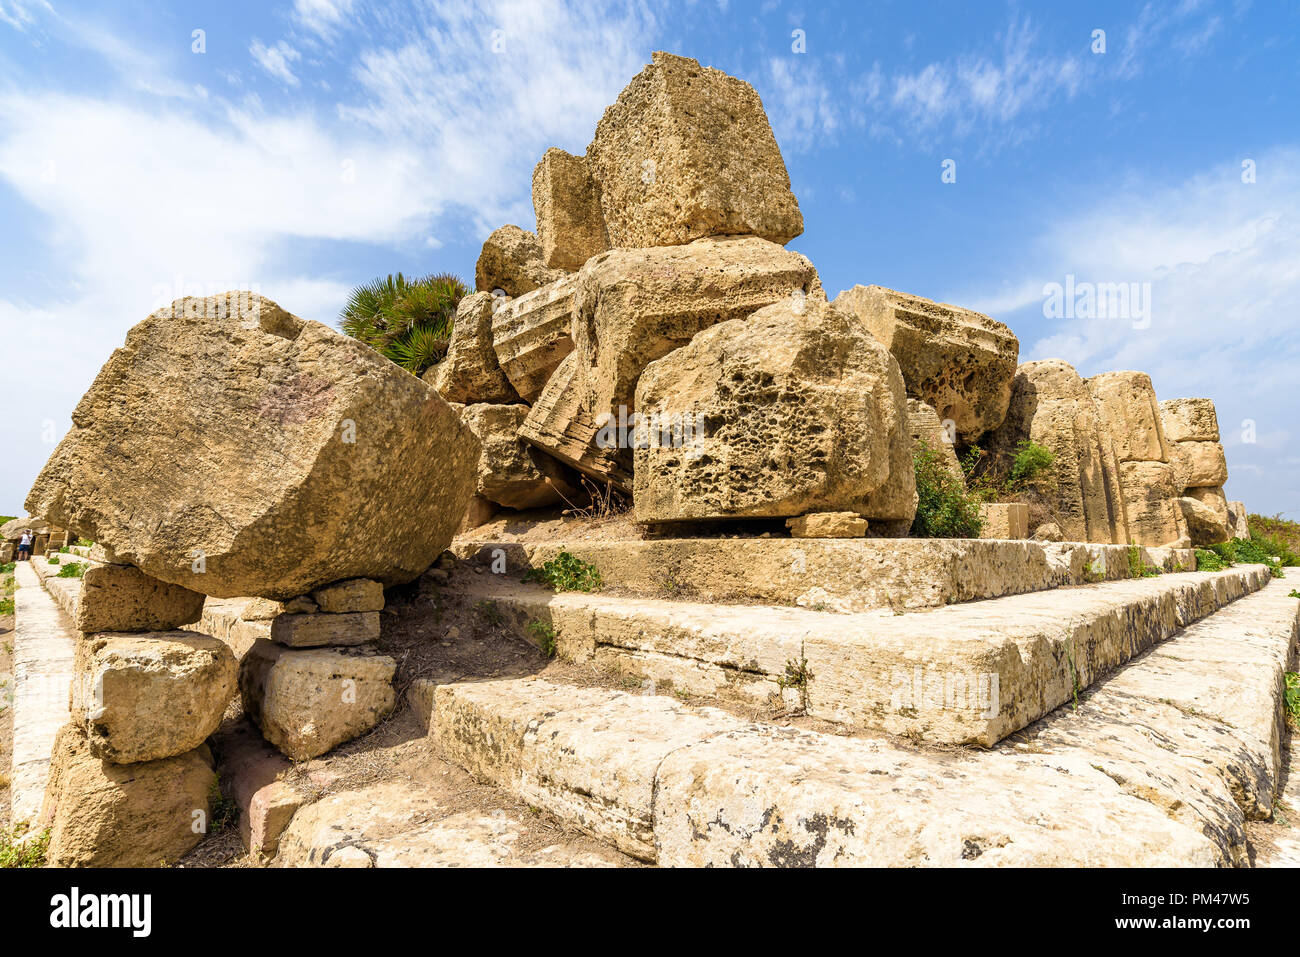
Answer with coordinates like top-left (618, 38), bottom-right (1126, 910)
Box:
top-left (17, 529), bottom-right (32, 561)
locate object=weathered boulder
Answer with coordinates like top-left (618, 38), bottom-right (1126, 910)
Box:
top-left (39, 725), bottom-right (216, 867)
top-left (1179, 496), bottom-right (1231, 546)
top-left (1185, 486), bottom-right (1230, 526)
top-left (833, 285), bottom-right (1019, 442)
top-left (573, 236), bottom-right (821, 418)
top-left (26, 293), bottom-right (480, 600)
top-left (426, 292), bottom-right (520, 405)
top-left (474, 225), bottom-right (563, 296)
top-left (517, 352), bottom-right (634, 490)
top-left (585, 52), bottom-right (802, 249)
top-left (1119, 461), bottom-right (1188, 547)
top-left (1226, 500), bottom-right (1251, 540)
top-left (240, 640), bottom-right (396, 760)
top-left (0, 543), bottom-right (12, 563)
top-left (532, 148), bottom-right (609, 270)
top-left (1085, 371), bottom-right (1171, 463)
top-left (490, 273), bottom-right (578, 402)
top-left (460, 403), bottom-right (577, 510)
top-left (74, 563), bottom-right (205, 634)
top-left (1, 516), bottom-right (47, 542)
top-left (242, 596), bottom-right (318, 620)
top-left (1160, 398), bottom-right (1220, 443)
top-left (1031, 522), bottom-right (1064, 542)
top-left (71, 631), bottom-right (237, 763)
top-left (984, 360), bottom-right (1128, 544)
top-left (1170, 440), bottom-right (1229, 489)
top-left (633, 297), bottom-right (908, 524)
top-left (310, 578), bottom-right (384, 614)
top-left (907, 399), bottom-right (963, 484)
top-left (270, 611), bottom-right (380, 648)
top-left (786, 512), bottom-right (868, 539)
top-left (459, 494), bottom-right (499, 533)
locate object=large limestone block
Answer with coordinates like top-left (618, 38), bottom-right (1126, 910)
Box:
top-left (491, 273), bottom-right (578, 402)
top-left (426, 292), bottom-right (520, 405)
top-left (1119, 461), bottom-right (1188, 547)
top-left (239, 640), bottom-right (396, 760)
top-left (1085, 370), bottom-right (1171, 463)
top-left (270, 611), bottom-right (380, 648)
top-left (1171, 440), bottom-right (1229, 489)
top-left (1180, 496), bottom-right (1231, 546)
top-left (908, 398), bottom-right (963, 484)
top-left (518, 352), bottom-right (634, 491)
top-left (474, 224), bottom-right (563, 296)
top-left (460, 403), bottom-right (576, 510)
top-left (1, 515), bottom-right (48, 541)
top-left (834, 285), bottom-right (1019, 442)
top-left (633, 297), bottom-right (907, 523)
top-left (979, 503), bottom-right (1029, 540)
top-left (573, 236), bottom-right (821, 419)
top-left (71, 631), bottom-right (237, 763)
top-left (532, 148), bottom-right (609, 270)
top-left (39, 725), bottom-right (216, 867)
top-left (585, 51), bottom-right (803, 249)
top-left (985, 360), bottom-right (1128, 544)
top-left (786, 512), bottom-right (868, 539)
top-left (1161, 397), bottom-right (1220, 443)
top-left (74, 562), bottom-right (205, 633)
top-left (310, 578), bottom-right (384, 613)
top-left (1186, 486), bottom-right (1230, 526)
top-left (26, 293), bottom-right (480, 600)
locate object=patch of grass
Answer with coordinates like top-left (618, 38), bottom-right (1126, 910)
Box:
top-left (523, 551), bottom-right (603, 593)
top-left (0, 822), bottom-right (51, 868)
top-left (56, 562), bottom-right (85, 579)
top-left (910, 446), bottom-right (985, 538)
top-left (553, 475), bottom-right (630, 522)
top-left (1, 561), bottom-right (14, 574)
top-left (1207, 537), bottom-right (1290, 577)
top-left (1288, 589), bottom-right (1300, 599)
top-left (527, 619), bottom-right (558, 658)
top-left (339, 272), bottom-right (468, 376)
top-left (0, 597), bottom-right (12, 616)
top-left (1248, 514), bottom-right (1300, 562)
top-left (46, 554), bottom-right (59, 565)
top-left (1286, 673), bottom-right (1300, 731)
top-left (1082, 560), bottom-right (1103, 583)
top-left (777, 657), bottom-right (814, 712)
top-left (1195, 548), bottom-right (1230, 572)
top-left (75, 538), bottom-right (94, 547)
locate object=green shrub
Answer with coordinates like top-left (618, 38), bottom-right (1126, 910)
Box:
top-left (1, 561), bottom-right (15, 574)
top-left (56, 562), bottom-right (85, 579)
top-left (0, 823), bottom-right (50, 868)
top-left (523, 551), bottom-right (603, 593)
top-left (911, 446), bottom-right (984, 538)
top-left (1286, 673), bottom-right (1300, 730)
top-left (1195, 548), bottom-right (1230, 571)
top-left (1127, 544), bottom-right (1160, 578)
top-left (339, 272), bottom-right (468, 376)
top-left (1007, 440), bottom-right (1055, 491)
top-left (1208, 537), bottom-right (1290, 577)
top-left (75, 538), bottom-right (94, 547)
top-left (46, 554), bottom-right (59, 565)
top-left (0, 598), bottom-right (13, 616)
top-left (527, 619), bottom-right (558, 658)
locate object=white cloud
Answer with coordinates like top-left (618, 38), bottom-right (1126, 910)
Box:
top-left (761, 58), bottom-right (840, 152)
top-left (250, 38), bottom-right (302, 86)
top-left (0, 0), bottom-right (50, 32)
top-left (292, 0), bottom-right (357, 40)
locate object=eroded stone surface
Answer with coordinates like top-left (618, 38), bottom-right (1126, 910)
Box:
top-left (979, 503), bottom-right (1029, 539)
top-left (1119, 460), bottom-right (1188, 547)
top-left (270, 611), bottom-right (381, 648)
top-left (459, 403), bottom-right (576, 510)
top-left (532, 148), bottom-right (609, 270)
top-left (74, 562), bottom-right (205, 633)
top-left (490, 274), bottom-right (578, 402)
top-left (427, 292), bottom-right (521, 405)
top-left (786, 512), bottom-right (868, 539)
top-left (1160, 397), bottom-right (1220, 443)
top-left (1170, 440), bottom-right (1229, 489)
top-left (1180, 496), bottom-right (1231, 546)
top-left (475, 225), bottom-right (563, 296)
top-left (1086, 370), bottom-right (1171, 463)
top-left (310, 578), bottom-right (384, 613)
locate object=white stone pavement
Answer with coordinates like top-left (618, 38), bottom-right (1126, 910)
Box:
top-left (8, 560), bottom-right (77, 824)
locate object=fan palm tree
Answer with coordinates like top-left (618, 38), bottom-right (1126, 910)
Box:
top-left (339, 271), bottom-right (468, 375)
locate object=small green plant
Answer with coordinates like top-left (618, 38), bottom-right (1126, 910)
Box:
top-left (0, 598), bottom-right (13, 616)
top-left (0, 822), bottom-right (51, 868)
top-left (1195, 548), bottom-right (1230, 571)
top-left (1209, 538), bottom-right (1290, 578)
top-left (474, 599), bottom-right (504, 625)
top-left (1288, 589), bottom-right (1300, 599)
top-left (527, 619), bottom-right (558, 658)
top-left (910, 446), bottom-right (985, 538)
top-left (75, 538), bottom-right (94, 547)
top-left (339, 272), bottom-right (467, 376)
top-left (1285, 673), bottom-right (1300, 730)
top-left (1082, 560), bottom-right (1102, 584)
top-left (1007, 440), bottom-right (1055, 491)
top-left (207, 782), bottom-right (238, 835)
top-left (1, 561), bottom-right (15, 574)
top-left (1126, 544), bottom-right (1160, 578)
top-left (46, 554), bottom-right (59, 565)
top-left (56, 562), bottom-right (85, 579)
top-left (523, 551), bottom-right (603, 593)
top-left (777, 657), bottom-right (814, 712)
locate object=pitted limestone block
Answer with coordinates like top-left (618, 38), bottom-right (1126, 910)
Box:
top-left (1180, 496), bottom-right (1231, 546)
top-left (633, 296), bottom-right (906, 523)
top-left (979, 503), bottom-right (1029, 540)
top-left (585, 51), bottom-right (802, 249)
top-left (1226, 500), bottom-right (1251, 540)
top-left (310, 578), bottom-right (384, 613)
top-left (74, 563), bottom-right (205, 633)
top-left (1119, 460), bottom-right (1188, 547)
top-left (71, 630), bottom-right (237, 763)
top-left (270, 611), bottom-right (380, 648)
top-left (786, 513), bottom-right (868, 539)
top-left (572, 235), bottom-right (821, 419)
top-left (25, 292), bottom-right (479, 600)
top-left (1171, 440), bottom-right (1229, 490)
top-left (490, 273), bottom-right (578, 402)
top-left (1160, 397), bottom-right (1220, 443)
top-left (459, 403), bottom-right (577, 510)
top-left (1186, 486), bottom-right (1230, 526)
top-left (984, 359), bottom-right (1128, 544)
top-left (427, 292), bottom-right (521, 405)
top-left (39, 725), bottom-right (216, 867)
top-left (1085, 370), bottom-right (1171, 463)
top-left (834, 284), bottom-right (1019, 442)
top-left (239, 640), bottom-right (396, 760)
top-left (475, 224), bottom-right (563, 297)
top-left (532, 148), bottom-right (609, 270)
top-left (242, 595), bottom-right (318, 620)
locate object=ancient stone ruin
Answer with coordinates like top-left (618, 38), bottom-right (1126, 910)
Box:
top-left (6, 51), bottom-right (1292, 870)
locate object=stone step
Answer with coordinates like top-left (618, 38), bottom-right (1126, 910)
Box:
top-left (8, 561), bottom-right (78, 824)
top-left (451, 536), bottom-right (1197, 613)
top-left (428, 579), bottom-right (1299, 866)
top-left (453, 563), bottom-right (1272, 746)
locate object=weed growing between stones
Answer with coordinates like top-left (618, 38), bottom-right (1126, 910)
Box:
top-left (1207, 537), bottom-right (1293, 578)
top-left (910, 446), bottom-right (984, 538)
top-left (777, 657), bottom-right (814, 713)
top-left (527, 619), bottom-right (558, 658)
top-left (0, 822), bottom-right (50, 868)
top-left (523, 551), bottom-right (603, 593)
top-left (207, 781), bottom-right (239, 835)
top-left (1288, 589), bottom-right (1300, 599)
top-left (1195, 548), bottom-right (1230, 571)
top-left (56, 562), bottom-right (85, 579)
top-left (0, 598), bottom-right (12, 616)
top-left (1285, 673), bottom-right (1300, 730)
top-left (46, 554), bottom-right (59, 565)
top-left (1127, 545), bottom-right (1160, 578)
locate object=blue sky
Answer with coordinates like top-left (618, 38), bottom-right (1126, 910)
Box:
top-left (1, 0), bottom-right (1297, 518)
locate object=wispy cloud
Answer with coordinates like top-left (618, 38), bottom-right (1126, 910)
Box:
top-left (250, 38), bottom-right (302, 86)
